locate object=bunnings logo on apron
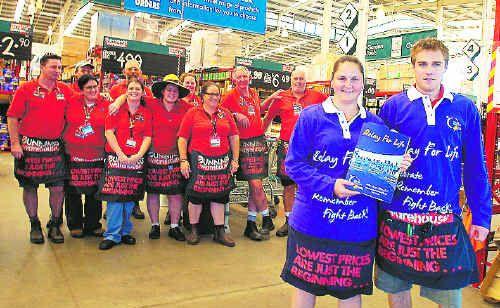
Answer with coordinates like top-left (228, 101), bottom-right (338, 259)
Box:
top-left (96, 153), bottom-right (145, 202)
top-left (186, 151), bottom-right (234, 199)
top-left (237, 135), bottom-right (268, 181)
top-left (146, 151), bottom-right (184, 194)
top-left (14, 136), bottom-right (66, 184)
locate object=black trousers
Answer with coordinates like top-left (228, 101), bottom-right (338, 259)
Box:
top-left (65, 192), bottom-right (102, 232)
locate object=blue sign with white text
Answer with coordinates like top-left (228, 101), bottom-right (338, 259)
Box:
top-left (124, 0), bottom-right (266, 34)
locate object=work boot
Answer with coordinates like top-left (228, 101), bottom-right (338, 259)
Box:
top-left (276, 217), bottom-right (289, 237)
top-left (168, 226), bottom-right (186, 241)
top-left (244, 220), bottom-right (264, 241)
top-left (186, 224), bottom-right (200, 245)
top-left (29, 218), bottom-right (44, 244)
top-left (132, 204), bottom-right (145, 219)
top-left (213, 225), bottom-right (235, 247)
top-left (47, 217), bottom-right (64, 244)
top-left (149, 225), bottom-right (160, 239)
top-left (260, 216), bottom-right (275, 235)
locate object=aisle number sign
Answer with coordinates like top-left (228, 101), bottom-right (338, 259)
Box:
top-left (235, 57), bottom-right (293, 90)
top-left (101, 36), bottom-right (186, 76)
top-left (366, 30), bottom-right (437, 61)
top-left (464, 58), bottom-right (479, 81)
top-left (0, 20), bottom-right (32, 60)
top-left (339, 3), bottom-right (358, 30)
top-left (338, 3), bottom-right (358, 55)
top-left (463, 40), bottom-right (481, 60)
top-left (124, 0), bottom-right (266, 34)
top-left (339, 31), bottom-right (357, 55)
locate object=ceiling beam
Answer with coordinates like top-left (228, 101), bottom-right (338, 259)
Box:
top-left (43, 0), bottom-right (72, 44)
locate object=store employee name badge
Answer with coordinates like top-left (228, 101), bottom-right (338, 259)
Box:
top-left (56, 93), bottom-right (65, 100)
top-left (293, 103), bottom-right (302, 115)
top-left (126, 138), bottom-right (137, 147)
top-left (210, 135), bottom-right (221, 148)
top-left (248, 105), bottom-right (256, 116)
top-left (75, 124), bottom-right (94, 138)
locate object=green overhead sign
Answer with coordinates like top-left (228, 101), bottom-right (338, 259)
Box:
top-left (366, 30), bottom-right (437, 61)
top-left (235, 57), bottom-right (294, 72)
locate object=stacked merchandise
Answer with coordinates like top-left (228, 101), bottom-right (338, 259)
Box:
top-left (377, 63), bottom-right (414, 92)
top-left (190, 30), bottom-right (242, 69)
top-left (0, 116), bottom-right (9, 151)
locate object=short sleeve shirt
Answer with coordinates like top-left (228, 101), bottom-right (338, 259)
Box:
top-left (221, 88), bottom-right (263, 139)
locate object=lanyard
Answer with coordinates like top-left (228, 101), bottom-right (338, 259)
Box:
top-left (204, 110), bottom-right (219, 136)
top-left (128, 111), bottom-right (137, 138)
top-left (83, 102), bottom-right (95, 123)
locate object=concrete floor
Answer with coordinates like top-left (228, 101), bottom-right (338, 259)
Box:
top-left (0, 152), bottom-right (495, 308)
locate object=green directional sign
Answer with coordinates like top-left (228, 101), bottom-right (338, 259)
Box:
top-left (366, 30), bottom-right (437, 61)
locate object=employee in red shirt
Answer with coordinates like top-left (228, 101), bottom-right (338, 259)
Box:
top-left (69, 61), bottom-right (94, 94)
top-left (221, 66), bottom-right (271, 241)
top-left (262, 69), bottom-right (328, 237)
top-left (179, 72), bottom-right (202, 107)
top-left (63, 74), bottom-right (108, 238)
top-left (145, 77), bottom-right (190, 241)
top-left (178, 82), bottom-right (239, 247)
top-left (108, 59), bottom-right (152, 219)
top-left (7, 53), bottom-right (73, 244)
top-left (97, 78), bottom-right (152, 250)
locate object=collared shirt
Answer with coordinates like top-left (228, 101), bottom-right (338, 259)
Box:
top-left (285, 103), bottom-right (383, 242)
top-left (64, 94), bottom-right (109, 159)
top-left (221, 88), bottom-right (263, 140)
top-left (7, 79), bottom-right (73, 139)
top-left (178, 106), bottom-right (239, 156)
top-left (182, 93), bottom-right (202, 107)
top-left (145, 97), bottom-right (191, 154)
top-left (322, 96), bottom-right (367, 139)
top-left (109, 80), bottom-right (153, 100)
top-left (105, 104), bottom-right (152, 156)
top-left (265, 89), bottom-right (327, 142)
top-left (379, 85), bottom-right (492, 228)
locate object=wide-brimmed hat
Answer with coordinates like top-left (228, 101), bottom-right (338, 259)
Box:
top-left (152, 74), bottom-right (190, 99)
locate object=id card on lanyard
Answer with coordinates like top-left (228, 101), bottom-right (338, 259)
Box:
top-left (127, 111), bottom-right (137, 148)
top-left (240, 96), bottom-right (256, 116)
top-left (206, 111), bottom-right (221, 148)
top-left (75, 103), bottom-right (95, 138)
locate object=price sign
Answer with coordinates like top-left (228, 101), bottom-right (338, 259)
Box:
top-left (101, 36), bottom-right (185, 76)
top-left (340, 3), bottom-right (359, 30)
top-left (339, 30), bottom-right (357, 55)
top-left (464, 59), bottom-right (479, 81)
top-left (248, 67), bottom-right (291, 90)
top-left (463, 40), bottom-right (481, 60)
top-left (364, 78), bottom-right (376, 99)
top-left (0, 23), bottom-right (33, 60)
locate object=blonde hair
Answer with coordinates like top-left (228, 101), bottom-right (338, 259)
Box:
top-left (232, 66), bottom-right (250, 79)
top-left (410, 38), bottom-right (449, 66)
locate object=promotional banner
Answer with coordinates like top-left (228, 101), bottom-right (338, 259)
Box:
top-left (101, 36), bottom-right (186, 76)
top-left (124, 0), bottom-right (266, 34)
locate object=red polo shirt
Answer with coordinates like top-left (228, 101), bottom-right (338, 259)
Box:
top-left (7, 79), bottom-right (73, 139)
top-left (221, 88), bottom-right (263, 140)
top-left (69, 81), bottom-right (81, 94)
top-left (145, 97), bottom-right (191, 154)
top-left (182, 93), bottom-right (202, 107)
top-left (109, 80), bottom-right (153, 100)
top-left (266, 89), bottom-right (327, 142)
top-left (64, 94), bottom-right (109, 159)
top-left (178, 107), bottom-right (238, 156)
top-left (105, 103), bottom-right (152, 156)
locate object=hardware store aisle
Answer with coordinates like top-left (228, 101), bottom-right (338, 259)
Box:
top-left (0, 153), bottom-right (494, 308)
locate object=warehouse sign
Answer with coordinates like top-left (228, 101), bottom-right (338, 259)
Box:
top-left (235, 57), bottom-right (293, 90)
top-left (366, 30), bottom-right (437, 61)
top-left (124, 0), bottom-right (266, 34)
top-left (101, 36), bottom-right (186, 76)
top-left (0, 20), bottom-right (32, 61)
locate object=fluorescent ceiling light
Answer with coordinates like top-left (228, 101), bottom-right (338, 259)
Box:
top-left (64, 2), bottom-right (94, 36)
top-left (14, 0), bottom-right (26, 22)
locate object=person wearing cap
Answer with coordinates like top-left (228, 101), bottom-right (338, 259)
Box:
top-left (144, 76), bottom-right (191, 241)
top-left (7, 53), bottom-right (73, 244)
top-left (262, 69), bottom-right (328, 237)
top-left (108, 59), bottom-right (152, 219)
top-left (96, 77), bottom-right (152, 250)
top-left (178, 82), bottom-right (239, 247)
top-left (63, 74), bottom-right (107, 238)
top-left (180, 72), bottom-right (202, 107)
top-left (70, 61), bottom-right (94, 94)
top-left (221, 66), bottom-right (271, 241)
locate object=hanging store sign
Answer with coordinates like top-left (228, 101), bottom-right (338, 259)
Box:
top-left (364, 78), bottom-right (376, 100)
top-left (463, 40), bottom-right (481, 60)
top-left (124, 0), bottom-right (266, 34)
top-left (339, 3), bottom-right (359, 30)
top-left (0, 20), bottom-right (32, 60)
top-left (339, 30), bottom-right (357, 55)
top-left (235, 57), bottom-right (293, 90)
top-left (366, 30), bottom-right (437, 61)
top-left (464, 58), bottom-right (479, 81)
top-left (101, 36), bottom-right (186, 76)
